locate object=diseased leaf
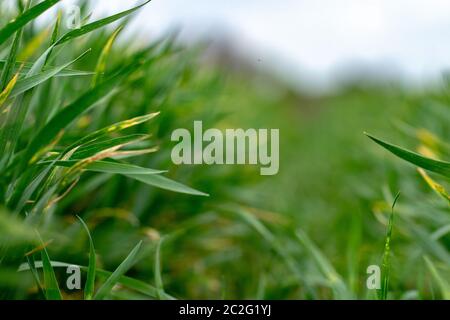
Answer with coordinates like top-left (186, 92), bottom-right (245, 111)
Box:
top-left (92, 25), bottom-right (123, 87)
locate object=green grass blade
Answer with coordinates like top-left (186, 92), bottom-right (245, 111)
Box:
top-left (94, 241), bottom-right (142, 300)
top-left (0, 73), bottom-right (19, 108)
top-left (27, 1), bottom-right (150, 77)
top-left (379, 192), bottom-right (400, 300)
top-left (154, 237), bottom-right (164, 300)
top-left (55, 1), bottom-right (151, 46)
top-left (0, 0), bottom-right (61, 46)
top-left (405, 219), bottom-right (450, 265)
top-left (21, 61), bottom-right (143, 167)
top-left (365, 133), bottom-right (450, 178)
top-left (1, 31), bottom-right (22, 90)
top-left (69, 134), bottom-right (150, 159)
top-left (38, 234), bottom-right (62, 300)
top-left (126, 173), bottom-right (209, 196)
top-left (423, 256), bottom-right (450, 299)
top-left (15, 162), bottom-right (55, 212)
top-left (64, 112), bottom-right (160, 153)
top-left (77, 216), bottom-right (96, 300)
top-left (0, 61), bottom-right (93, 77)
top-left (10, 49), bottom-right (91, 98)
top-left (92, 25), bottom-right (123, 87)
top-left (296, 229), bottom-right (351, 299)
top-left (48, 160), bottom-right (166, 175)
top-left (25, 254), bottom-right (45, 299)
top-left (47, 159), bottom-right (204, 196)
top-left (0, 0), bottom-right (29, 90)
top-left (43, 10), bottom-right (61, 65)
top-left (18, 260), bottom-right (176, 300)
top-left (418, 168), bottom-right (450, 204)
top-left (0, 88), bottom-right (30, 170)
top-left (227, 205), bottom-right (302, 281)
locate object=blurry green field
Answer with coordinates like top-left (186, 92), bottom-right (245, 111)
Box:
top-left (0, 0), bottom-right (449, 300)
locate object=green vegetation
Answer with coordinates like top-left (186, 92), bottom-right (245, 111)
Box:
top-left (0, 0), bottom-right (449, 300)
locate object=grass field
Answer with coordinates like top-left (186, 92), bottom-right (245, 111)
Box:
top-left (0, 0), bottom-right (449, 300)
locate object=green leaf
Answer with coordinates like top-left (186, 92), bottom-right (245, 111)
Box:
top-left (227, 205), bottom-right (302, 282)
top-left (0, 61), bottom-right (94, 77)
top-left (296, 229), bottom-right (351, 299)
top-left (9, 49), bottom-right (91, 99)
top-left (0, 73), bottom-right (19, 108)
top-left (126, 173), bottom-right (209, 196)
top-left (55, 1), bottom-right (151, 46)
top-left (25, 254), bottom-right (45, 299)
top-left (0, 0), bottom-right (29, 90)
top-left (94, 241), bottom-right (142, 300)
top-left (47, 160), bottom-right (166, 175)
top-left (39, 234), bottom-right (62, 300)
top-left (69, 134), bottom-right (150, 160)
top-left (46, 158), bottom-right (206, 196)
top-left (423, 256), bottom-right (450, 299)
top-left (365, 133), bottom-right (450, 178)
top-left (77, 216), bottom-right (96, 300)
top-left (21, 59), bottom-right (143, 167)
top-left (18, 260), bottom-right (176, 300)
top-left (1, 31), bottom-right (22, 90)
top-left (43, 10), bottom-right (62, 65)
top-left (64, 112), bottom-right (160, 153)
top-left (0, 0), bottom-right (61, 46)
top-left (154, 237), bottom-right (165, 300)
top-left (379, 192), bottom-right (400, 300)
top-left (92, 25), bottom-right (123, 87)
top-left (28, 0), bottom-right (151, 76)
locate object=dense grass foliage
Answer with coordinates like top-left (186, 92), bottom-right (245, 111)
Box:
top-left (0, 1), bottom-right (449, 299)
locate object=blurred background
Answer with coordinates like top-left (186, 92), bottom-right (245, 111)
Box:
top-left (93, 0), bottom-right (450, 91)
top-left (0, 0), bottom-right (449, 300)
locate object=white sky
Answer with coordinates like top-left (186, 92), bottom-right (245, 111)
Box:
top-left (48, 1), bottom-right (450, 89)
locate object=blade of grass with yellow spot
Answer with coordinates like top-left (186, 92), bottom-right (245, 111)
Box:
top-left (418, 168), bottom-right (450, 204)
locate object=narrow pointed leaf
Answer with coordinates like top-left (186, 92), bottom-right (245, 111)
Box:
top-left (55, 1), bottom-right (151, 46)
top-left (0, 0), bottom-right (61, 45)
top-left (92, 26), bottom-right (123, 87)
top-left (126, 173), bottom-right (209, 196)
top-left (366, 133), bottom-right (450, 178)
top-left (94, 241), bottom-right (142, 300)
top-left (77, 216), bottom-right (96, 300)
top-left (10, 49), bottom-right (91, 98)
top-left (49, 160), bottom-right (166, 175)
top-left (423, 256), bottom-right (450, 299)
top-left (22, 60), bottom-right (143, 166)
top-left (39, 236), bottom-right (62, 300)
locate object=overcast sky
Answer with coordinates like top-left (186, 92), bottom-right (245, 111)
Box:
top-left (57, 1), bottom-right (450, 89)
